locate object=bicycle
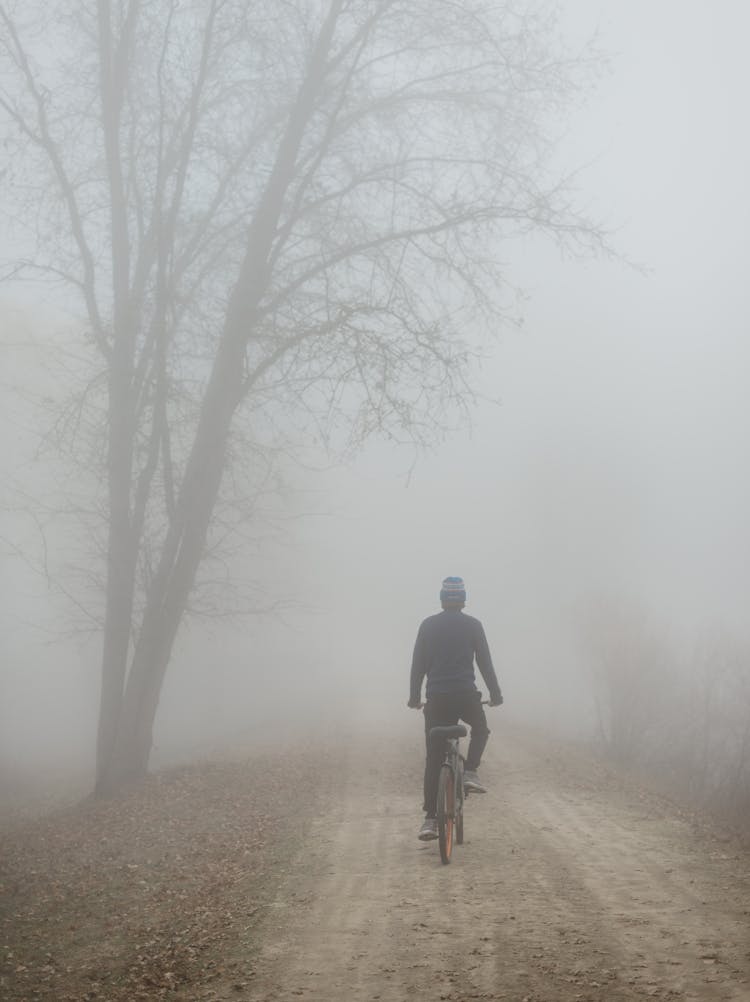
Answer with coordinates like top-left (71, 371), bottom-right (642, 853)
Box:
top-left (428, 723), bottom-right (468, 864)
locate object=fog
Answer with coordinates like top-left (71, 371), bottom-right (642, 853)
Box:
top-left (2, 0), bottom-right (750, 807)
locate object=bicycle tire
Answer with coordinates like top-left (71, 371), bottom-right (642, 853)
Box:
top-left (437, 764), bottom-right (455, 864)
top-left (455, 759), bottom-right (464, 845)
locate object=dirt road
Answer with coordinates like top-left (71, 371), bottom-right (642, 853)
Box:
top-left (245, 724), bottom-right (750, 1002)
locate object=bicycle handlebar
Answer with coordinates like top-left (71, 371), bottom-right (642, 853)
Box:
top-left (408, 697), bottom-right (500, 709)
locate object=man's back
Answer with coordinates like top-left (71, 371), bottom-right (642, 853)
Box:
top-left (410, 609), bottom-right (500, 700)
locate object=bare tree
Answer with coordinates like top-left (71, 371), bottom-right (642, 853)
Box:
top-left (1, 0), bottom-right (609, 794)
top-left (579, 597), bottom-right (675, 765)
top-left (580, 600), bottom-right (750, 828)
top-left (681, 638), bottom-right (750, 822)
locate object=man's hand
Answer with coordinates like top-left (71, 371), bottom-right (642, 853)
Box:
top-left (407, 698), bottom-right (424, 709)
top-left (489, 694), bottom-right (504, 707)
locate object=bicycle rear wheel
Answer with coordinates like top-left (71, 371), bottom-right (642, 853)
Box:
top-left (455, 759), bottom-right (464, 845)
top-left (437, 764), bottom-right (455, 864)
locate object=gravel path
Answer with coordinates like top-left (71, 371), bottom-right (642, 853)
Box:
top-left (245, 724), bottom-right (750, 1002)
top-left (3, 725), bottom-right (748, 1001)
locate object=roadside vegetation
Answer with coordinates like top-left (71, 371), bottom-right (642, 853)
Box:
top-left (582, 599), bottom-right (750, 831)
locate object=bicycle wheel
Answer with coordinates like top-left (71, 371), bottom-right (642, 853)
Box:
top-left (455, 759), bottom-right (464, 845)
top-left (437, 764), bottom-right (455, 864)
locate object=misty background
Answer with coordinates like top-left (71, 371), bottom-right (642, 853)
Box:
top-left (2, 1), bottom-right (749, 795)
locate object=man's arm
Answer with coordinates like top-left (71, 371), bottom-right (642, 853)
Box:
top-left (474, 620), bottom-right (503, 705)
top-left (408, 623), bottom-right (427, 707)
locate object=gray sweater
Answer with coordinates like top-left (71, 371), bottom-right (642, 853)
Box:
top-left (409, 609), bottom-right (502, 703)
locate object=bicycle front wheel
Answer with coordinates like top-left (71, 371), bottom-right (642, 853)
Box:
top-left (437, 764), bottom-right (455, 864)
top-left (455, 759), bottom-right (464, 845)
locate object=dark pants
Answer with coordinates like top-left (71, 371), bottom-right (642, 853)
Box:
top-left (422, 691), bottom-right (490, 817)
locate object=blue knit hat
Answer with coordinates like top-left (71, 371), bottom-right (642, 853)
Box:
top-left (440, 576), bottom-right (466, 604)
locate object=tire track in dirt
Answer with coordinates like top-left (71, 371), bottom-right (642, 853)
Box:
top-left (496, 736), bottom-right (750, 1000)
top-left (244, 724), bottom-right (750, 1002)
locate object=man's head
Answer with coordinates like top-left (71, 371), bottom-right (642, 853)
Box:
top-left (440, 576), bottom-right (466, 609)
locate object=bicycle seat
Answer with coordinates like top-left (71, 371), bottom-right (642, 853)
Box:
top-left (429, 724), bottom-right (468, 742)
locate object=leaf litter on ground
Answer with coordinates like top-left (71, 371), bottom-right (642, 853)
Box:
top-left (0, 746), bottom-right (327, 1000)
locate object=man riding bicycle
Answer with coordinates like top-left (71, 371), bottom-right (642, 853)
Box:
top-left (408, 576), bottom-right (503, 840)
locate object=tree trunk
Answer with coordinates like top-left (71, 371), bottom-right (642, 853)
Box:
top-left (94, 1), bottom-right (139, 795)
top-left (98, 331), bottom-right (242, 792)
top-left (94, 0), bottom-right (348, 795)
top-left (95, 314), bottom-right (138, 793)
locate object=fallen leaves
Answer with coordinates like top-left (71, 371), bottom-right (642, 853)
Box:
top-left (0, 749), bottom-right (324, 1001)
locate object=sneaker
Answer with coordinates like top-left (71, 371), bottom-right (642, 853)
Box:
top-left (418, 816), bottom-right (438, 840)
top-left (463, 770), bottom-right (487, 794)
